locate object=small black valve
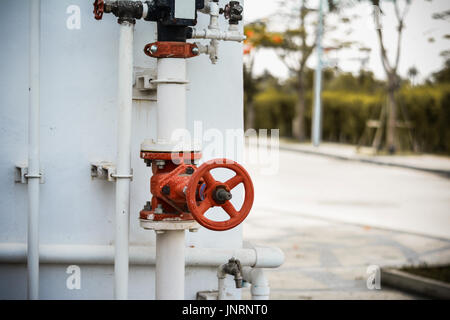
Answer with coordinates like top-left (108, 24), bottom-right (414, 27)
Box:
top-left (221, 1), bottom-right (243, 25)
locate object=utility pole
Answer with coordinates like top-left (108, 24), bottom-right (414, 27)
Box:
top-left (312, 0), bottom-right (324, 147)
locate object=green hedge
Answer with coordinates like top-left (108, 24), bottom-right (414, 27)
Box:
top-left (253, 88), bottom-right (297, 137)
top-left (398, 85), bottom-right (450, 154)
top-left (251, 84), bottom-right (450, 154)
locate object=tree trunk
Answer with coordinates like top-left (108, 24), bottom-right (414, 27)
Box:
top-left (245, 101), bottom-right (255, 131)
top-left (386, 75), bottom-right (398, 154)
top-left (292, 72), bottom-right (306, 141)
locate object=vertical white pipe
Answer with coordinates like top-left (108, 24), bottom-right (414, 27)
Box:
top-left (154, 58), bottom-right (188, 300)
top-left (27, 0), bottom-right (40, 300)
top-left (114, 21), bottom-right (134, 300)
top-left (246, 268), bottom-right (270, 300)
top-left (155, 230), bottom-right (185, 299)
top-left (156, 58), bottom-right (187, 141)
top-left (218, 277), bottom-right (227, 300)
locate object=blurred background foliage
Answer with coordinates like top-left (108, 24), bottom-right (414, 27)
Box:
top-left (245, 63), bottom-right (450, 154)
top-left (243, 0), bottom-right (450, 155)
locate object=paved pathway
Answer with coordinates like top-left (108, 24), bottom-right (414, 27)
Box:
top-left (241, 146), bottom-right (450, 299)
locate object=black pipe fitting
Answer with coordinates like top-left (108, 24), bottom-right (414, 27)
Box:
top-left (104, 0), bottom-right (144, 24)
top-left (144, 0), bottom-right (205, 42)
top-left (222, 258), bottom-right (243, 288)
top-left (221, 1), bottom-right (243, 25)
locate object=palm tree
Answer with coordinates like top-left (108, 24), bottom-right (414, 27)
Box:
top-left (407, 66), bottom-right (418, 86)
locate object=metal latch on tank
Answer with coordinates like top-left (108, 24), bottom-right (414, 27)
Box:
top-left (14, 164), bottom-right (44, 184)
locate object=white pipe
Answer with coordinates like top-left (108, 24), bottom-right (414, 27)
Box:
top-left (217, 274), bottom-right (228, 300)
top-left (191, 28), bottom-right (246, 42)
top-left (155, 231), bottom-right (185, 299)
top-left (114, 20), bottom-right (134, 300)
top-left (217, 263), bottom-right (235, 300)
top-left (156, 58), bottom-right (187, 142)
top-left (153, 57), bottom-right (188, 300)
top-left (27, 0), bottom-right (41, 301)
top-left (0, 243), bottom-right (284, 268)
top-left (217, 267), bottom-right (270, 300)
top-left (242, 267), bottom-right (270, 300)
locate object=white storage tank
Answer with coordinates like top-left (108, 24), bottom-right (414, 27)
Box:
top-left (0, 0), bottom-right (247, 299)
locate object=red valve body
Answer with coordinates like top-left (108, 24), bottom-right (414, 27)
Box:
top-left (140, 154), bottom-right (201, 222)
top-left (140, 154), bottom-right (254, 231)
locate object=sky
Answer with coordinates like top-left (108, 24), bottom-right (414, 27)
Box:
top-left (243, 0), bottom-right (450, 83)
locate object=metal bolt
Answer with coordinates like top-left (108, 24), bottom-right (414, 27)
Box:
top-left (185, 167), bottom-right (194, 175)
top-left (143, 201), bottom-right (152, 211)
top-left (155, 204), bottom-right (163, 214)
top-left (189, 228), bottom-right (199, 233)
top-left (150, 45), bottom-right (158, 54)
top-left (215, 188), bottom-right (232, 202)
top-left (155, 230), bottom-right (165, 234)
top-left (162, 185), bottom-right (170, 195)
top-left (155, 160), bottom-right (165, 169)
top-left (192, 47), bottom-right (199, 55)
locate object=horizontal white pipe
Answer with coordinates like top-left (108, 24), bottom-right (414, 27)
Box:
top-left (0, 243), bottom-right (284, 268)
top-left (191, 28), bottom-right (246, 42)
top-left (242, 267), bottom-right (270, 300)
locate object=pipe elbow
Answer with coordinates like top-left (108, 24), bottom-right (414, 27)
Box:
top-left (253, 245), bottom-right (285, 268)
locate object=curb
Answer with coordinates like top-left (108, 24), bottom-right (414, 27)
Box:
top-left (277, 144), bottom-right (450, 178)
top-left (381, 268), bottom-right (450, 299)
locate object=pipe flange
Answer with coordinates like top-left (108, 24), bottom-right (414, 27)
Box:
top-left (139, 219), bottom-right (200, 231)
top-left (140, 138), bottom-right (202, 153)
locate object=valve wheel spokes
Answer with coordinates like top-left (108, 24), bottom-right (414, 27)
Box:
top-left (93, 0), bottom-right (104, 20)
top-left (222, 201), bottom-right (238, 218)
top-left (225, 174), bottom-right (244, 190)
top-left (186, 158), bottom-right (254, 231)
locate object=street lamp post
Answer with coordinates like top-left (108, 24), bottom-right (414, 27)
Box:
top-left (312, 0), bottom-right (324, 147)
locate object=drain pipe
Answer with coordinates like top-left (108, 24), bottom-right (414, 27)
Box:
top-left (242, 267), bottom-right (270, 300)
top-left (217, 266), bottom-right (270, 300)
top-left (114, 19), bottom-right (135, 300)
top-left (27, 0), bottom-right (41, 300)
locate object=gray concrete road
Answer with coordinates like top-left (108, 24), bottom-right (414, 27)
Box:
top-left (241, 146), bottom-right (450, 299)
top-left (244, 146), bottom-right (450, 240)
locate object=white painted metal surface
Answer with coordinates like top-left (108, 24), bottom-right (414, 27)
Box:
top-left (27, 0), bottom-right (41, 301)
top-left (114, 20), bottom-right (135, 300)
top-left (0, 0), bottom-right (247, 300)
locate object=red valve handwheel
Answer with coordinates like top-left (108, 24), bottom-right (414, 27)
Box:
top-left (186, 159), bottom-right (254, 231)
top-left (93, 0), bottom-right (105, 20)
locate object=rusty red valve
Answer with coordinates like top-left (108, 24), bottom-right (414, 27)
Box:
top-left (186, 159), bottom-right (254, 231)
top-left (93, 0), bottom-right (105, 20)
